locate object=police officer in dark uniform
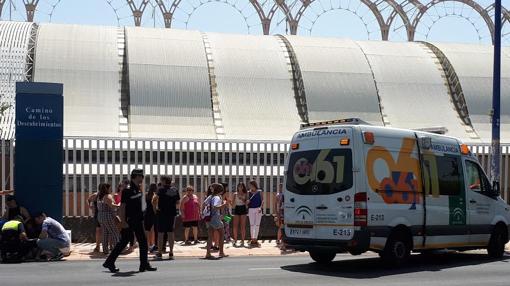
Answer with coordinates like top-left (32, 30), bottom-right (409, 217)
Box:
top-left (103, 169), bottom-right (157, 273)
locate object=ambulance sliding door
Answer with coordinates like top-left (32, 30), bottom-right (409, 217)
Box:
top-left (422, 141), bottom-right (468, 249)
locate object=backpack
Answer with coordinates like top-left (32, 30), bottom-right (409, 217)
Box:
top-left (201, 196), bottom-right (213, 222)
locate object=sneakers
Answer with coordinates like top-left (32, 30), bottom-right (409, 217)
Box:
top-left (50, 252), bottom-right (64, 261)
top-left (168, 253), bottom-right (174, 260)
top-left (149, 245), bottom-right (158, 253)
top-left (155, 253), bottom-right (163, 260)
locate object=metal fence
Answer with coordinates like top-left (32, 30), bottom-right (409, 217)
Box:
top-left (61, 138), bottom-right (289, 217)
top-left (0, 138), bottom-right (510, 218)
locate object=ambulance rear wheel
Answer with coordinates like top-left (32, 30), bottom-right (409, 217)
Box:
top-left (309, 251), bottom-right (336, 264)
top-left (487, 225), bottom-right (507, 258)
top-left (381, 231), bottom-right (411, 266)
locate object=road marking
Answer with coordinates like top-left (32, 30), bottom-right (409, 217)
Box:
top-left (248, 268), bottom-right (280, 271)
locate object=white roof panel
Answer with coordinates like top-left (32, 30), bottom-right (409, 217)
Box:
top-left (285, 36), bottom-right (383, 125)
top-left (433, 42), bottom-right (510, 142)
top-left (126, 27), bottom-right (216, 139)
top-left (357, 41), bottom-right (477, 142)
top-left (34, 23), bottom-right (121, 137)
top-left (206, 33), bottom-right (300, 140)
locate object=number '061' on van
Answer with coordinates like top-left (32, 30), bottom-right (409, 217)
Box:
top-left (283, 118), bottom-right (510, 265)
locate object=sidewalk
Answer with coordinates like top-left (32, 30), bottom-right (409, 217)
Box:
top-left (66, 241), bottom-right (510, 261)
top-left (67, 240), bottom-right (302, 261)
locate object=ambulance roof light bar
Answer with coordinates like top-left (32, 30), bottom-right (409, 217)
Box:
top-left (301, 118), bottom-right (370, 129)
top-left (413, 127), bottom-right (448, 135)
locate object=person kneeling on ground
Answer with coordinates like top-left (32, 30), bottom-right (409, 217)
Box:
top-left (1, 216), bottom-right (36, 263)
top-left (34, 212), bottom-right (70, 261)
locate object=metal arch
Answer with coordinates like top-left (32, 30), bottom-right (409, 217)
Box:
top-left (486, 3), bottom-right (510, 25)
top-left (384, 0), bottom-right (413, 40)
top-left (125, 0), bottom-right (151, 26)
top-left (47, 0), bottom-right (62, 22)
top-left (23, 0), bottom-right (39, 22)
top-left (274, 0), bottom-right (297, 33)
top-left (252, 1), bottom-right (286, 34)
top-left (0, 1), bottom-right (5, 19)
top-left (291, 0), bottom-right (387, 39)
top-left (410, 0), bottom-right (494, 43)
top-left (154, 0), bottom-right (172, 27)
top-left (425, 14), bottom-right (484, 42)
top-left (105, 0), bottom-right (125, 26)
top-left (156, 0), bottom-right (268, 33)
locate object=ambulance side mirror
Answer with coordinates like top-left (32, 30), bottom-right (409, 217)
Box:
top-left (490, 181), bottom-right (501, 198)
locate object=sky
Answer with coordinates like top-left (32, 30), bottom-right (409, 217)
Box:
top-left (1, 0), bottom-right (509, 45)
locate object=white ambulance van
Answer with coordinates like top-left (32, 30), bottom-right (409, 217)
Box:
top-left (283, 118), bottom-right (510, 265)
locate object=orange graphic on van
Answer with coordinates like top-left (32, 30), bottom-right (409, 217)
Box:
top-left (379, 171), bottom-right (420, 209)
top-left (366, 137), bottom-right (422, 209)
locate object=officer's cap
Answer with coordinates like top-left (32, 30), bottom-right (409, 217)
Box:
top-left (131, 169), bottom-right (144, 178)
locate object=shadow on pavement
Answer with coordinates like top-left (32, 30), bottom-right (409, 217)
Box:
top-left (112, 271), bottom-right (138, 277)
top-left (281, 252), bottom-right (510, 279)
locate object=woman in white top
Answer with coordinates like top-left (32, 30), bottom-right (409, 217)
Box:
top-left (231, 182), bottom-right (248, 247)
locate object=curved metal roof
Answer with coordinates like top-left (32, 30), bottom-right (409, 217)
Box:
top-left (33, 23), bottom-right (121, 137)
top-left (0, 21), bottom-right (34, 139)
top-left (10, 22), bottom-right (506, 142)
top-left (357, 40), bottom-right (477, 142)
top-left (284, 36), bottom-right (383, 126)
top-left (125, 27), bottom-right (216, 139)
top-left (205, 32), bottom-right (300, 140)
top-left (432, 43), bottom-right (510, 143)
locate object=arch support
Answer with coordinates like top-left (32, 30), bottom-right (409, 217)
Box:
top-left (276, 35), bottom-right (309, 124)
top-left (291, 0), bottom-right (387, 39)
top-left (126, 0), bottom-right (150, 26)
top-left (410, 0), bottom-right (494, 43)
top-left (23, 0), bottom-right (39, 22)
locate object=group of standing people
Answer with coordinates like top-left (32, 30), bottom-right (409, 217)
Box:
top-left (92, 168), bottom-right (283, 272)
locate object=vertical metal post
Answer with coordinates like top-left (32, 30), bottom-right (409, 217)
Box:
top-left (491, 0), bottom-right (502, 193)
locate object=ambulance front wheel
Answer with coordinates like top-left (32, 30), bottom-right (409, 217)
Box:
top-left (487, 224), bottom-right (507, 258)
top-left (309, 250), bottom-right (336, 264)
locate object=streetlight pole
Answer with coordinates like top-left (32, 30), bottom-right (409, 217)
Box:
top-left (491, 0), bottom-right (502, 194)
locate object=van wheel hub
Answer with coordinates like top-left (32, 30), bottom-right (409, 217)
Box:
top-left (393, 241), bottom-right (406, 259)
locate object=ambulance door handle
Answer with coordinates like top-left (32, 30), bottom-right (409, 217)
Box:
top-left (316, 205), bottom-right (328, 210)
top-left (470, 200), bottom-right (477, 204)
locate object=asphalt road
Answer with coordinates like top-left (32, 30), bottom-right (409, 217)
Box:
top-left (1, 252), bottom-right (510, 286)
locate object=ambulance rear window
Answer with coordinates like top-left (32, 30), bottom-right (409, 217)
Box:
top-left (286, 149), bottom-right (353, 195)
